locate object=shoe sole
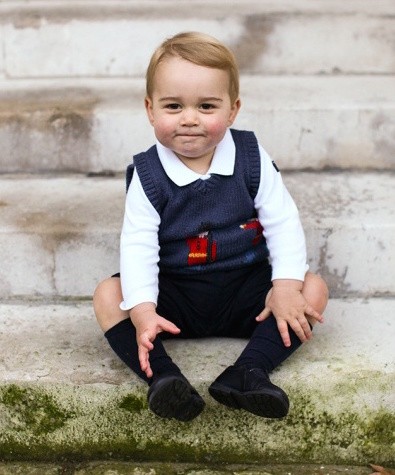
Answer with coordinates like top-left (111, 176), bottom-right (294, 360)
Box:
top-left (208, 382), bottom-right (289, 418)
top-left (148, 375), bottom-right (205, 422)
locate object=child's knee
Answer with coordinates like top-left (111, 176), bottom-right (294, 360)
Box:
top-left (93, 278), bottom-right (124, 326)
top-left (303, 272), bottom-right (329, 314)
top-left (93, 279), bottom-right (110, 312)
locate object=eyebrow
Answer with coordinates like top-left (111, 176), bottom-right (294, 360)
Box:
top-left (158, 96), bottom-right (223, 102)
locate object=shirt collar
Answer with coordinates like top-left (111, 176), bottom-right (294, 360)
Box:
top-left (155, 128), bottom-right (235, 187)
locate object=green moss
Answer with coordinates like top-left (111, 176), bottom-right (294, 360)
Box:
top-left (118, 393), bottom-right (147, 413)
top-left (0, 383), bottom-right (393, 466)
top-left (1, 384), bottom-right (72, 436)
top-left (363, 410), bottom-right (395, 445)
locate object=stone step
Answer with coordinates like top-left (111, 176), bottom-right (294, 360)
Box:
top-left (1, 76), bottom-right (394, 173)
top-left (0, 171), bottom-right (394, 299)
top-left (1, 0), bottom-right (394, 78)
top-left (0, 297), bottom-right (393, 464)
top-left (0, 462), bottom-right (382, 475)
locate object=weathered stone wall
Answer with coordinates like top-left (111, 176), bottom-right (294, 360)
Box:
top-left (0, 1), bottom-right (394, 467)
top-left (1, 0), bottom-right (394, 172)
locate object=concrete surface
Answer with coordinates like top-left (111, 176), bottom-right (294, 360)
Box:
top-left (0, 0), bottom-right (394, 468)
top-left (0, 461), bottom-right (389, 475)
top-left (0, 298), bottom-right (394, 464)
top-left (1, 1), bottom-right (394, 78)
top-left (0, 76), bottom-right (394, 172)
top-left (0, 171), bottom-right (394, 299)
top-left (0, 0), bottom-right (394, 173)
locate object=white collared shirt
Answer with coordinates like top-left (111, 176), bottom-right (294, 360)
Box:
top-left (120, 129), bottom-right (308, 310)
top-left (156, 128), bottom-right (236, 185)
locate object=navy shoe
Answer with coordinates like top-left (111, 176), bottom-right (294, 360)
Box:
top-left (147, 374), bottom-right (205, 422)
top-left (208, 365), bottom-right (289, 418)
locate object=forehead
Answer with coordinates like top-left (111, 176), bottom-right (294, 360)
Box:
top-left (152, 56), bottom-right (230, 95)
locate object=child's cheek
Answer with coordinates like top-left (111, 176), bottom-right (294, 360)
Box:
top-left (206, 120), bottom-right (229, 138)
top-left (154, 122), bottom-right (173, 140)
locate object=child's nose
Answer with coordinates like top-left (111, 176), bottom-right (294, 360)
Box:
top-left (180, 108), bottom-right (199, 126)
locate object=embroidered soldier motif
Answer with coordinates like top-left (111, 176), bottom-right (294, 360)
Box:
top-left (186, 232), bottom-right (217, 265)
top-left (240, 218), bottom-right (264, 245)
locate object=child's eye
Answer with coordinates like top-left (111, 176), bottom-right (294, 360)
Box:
top-left (200, 103), bottom-right (215, 110)
top-left (165, 103), bottom-right (181, 110)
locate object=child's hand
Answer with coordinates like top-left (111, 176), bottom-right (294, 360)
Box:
top-left (129, 303), bottom-right (180, 378)
top-left (256, 279), bottom-right (323, 347)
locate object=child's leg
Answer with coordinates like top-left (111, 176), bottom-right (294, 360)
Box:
top-left (234, 272), bottom-right (328, 371)
top-left (94, 277), bottom-right (182, 379)
top-left (94, 276), bottom-right (129, 332)
top-left (93, 277), bottom-right (205, 420)
top-left (209, 272), bottom-right (328, 418)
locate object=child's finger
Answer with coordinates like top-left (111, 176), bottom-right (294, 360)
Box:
top-left (291, 316), bottom-right (311, 342)
top-left (289, 314), bottom-right (316, 343)
top-left (145, 364), bottom-right (153, 379)
top-left (138, 345), bottom-right (152, 378)
top-left (140, 332), bottom-right (154, 351)
top-left (159, 320), bottom-right (181, 335)
top-left (305, 305), bottom-right (324, 323)
top-left (256, 306), bottom-right (271, 322)
top-left (297, 316), bottom-right (313, 340)
top-left (277, 320), bottom-right (291, 347)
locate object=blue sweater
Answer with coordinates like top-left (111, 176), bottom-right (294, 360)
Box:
top-left (130, 129), bottom-right (270, 274)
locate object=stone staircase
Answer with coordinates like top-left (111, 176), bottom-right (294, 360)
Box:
top-left (0, 0), bottom-right (394, 468)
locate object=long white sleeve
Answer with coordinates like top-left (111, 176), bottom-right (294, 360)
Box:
top-left (255, 146), bottom-right (308, 281)
top-left (119, 170), bottom-right (161, 310)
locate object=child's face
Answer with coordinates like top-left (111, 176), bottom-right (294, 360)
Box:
top-left (145, 56), bottom-right (241, 173)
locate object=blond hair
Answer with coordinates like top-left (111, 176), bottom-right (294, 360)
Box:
top-left (146, 32), bottom-right (240, 103)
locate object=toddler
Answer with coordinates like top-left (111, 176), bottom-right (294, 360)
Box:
top-left (93, 31), bottom-right (329, 422)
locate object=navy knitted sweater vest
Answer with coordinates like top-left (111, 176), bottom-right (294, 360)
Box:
top-left (128, 129), bottom-right (269, 274)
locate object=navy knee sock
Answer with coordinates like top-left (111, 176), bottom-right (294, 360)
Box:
top-left (234, 314), bottom-right (304, 373)
top-left (104, 318), bottom-right (181, 384)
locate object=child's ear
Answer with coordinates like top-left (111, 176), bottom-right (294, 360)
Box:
top-left (228, 98), bottom-right (241, 126)
top-left (145, 97), bottom-right (155, 125)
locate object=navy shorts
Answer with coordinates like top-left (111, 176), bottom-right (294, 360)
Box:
top-left (113, 262), bottom-right (273, 339)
